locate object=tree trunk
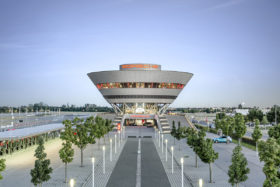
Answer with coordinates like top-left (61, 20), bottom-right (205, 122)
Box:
top-left (179, 142), bottom-right (181, 151)
top-left (173, 137), bottom-right (175, 145)
top-left (236, 183), bottom-right (239, 187)
top-left (256, 141), bottom-right (258, 155)
top-left (64, 163), bottom-right (67, 183)
top-left (238, 138), bottom-right (241, 145)
top-left (104, 136), bottom-right (106, 145)
top-left (98, 139), bottom-right (100, 150)
top-left (81, 148), bottom-right (84, 167)
top-left (195, 154), bottom-right (198, 168)
top-left (209, 163), bottom-right (213, 183)
top-left (39, 183), bottom-right (42, 187)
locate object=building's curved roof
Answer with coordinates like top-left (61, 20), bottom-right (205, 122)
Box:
top-left (87, 64), bottom-right (193, 104)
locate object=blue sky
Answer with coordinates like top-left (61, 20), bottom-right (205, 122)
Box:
top-left (0, 0), bottom-right (279, 108)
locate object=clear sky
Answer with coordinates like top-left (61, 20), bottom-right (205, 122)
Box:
top-left (0, 0), bottom-right (279, 108)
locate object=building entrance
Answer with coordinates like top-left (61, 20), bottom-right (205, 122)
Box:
top-left (124, 119), bottom-right (156, 128)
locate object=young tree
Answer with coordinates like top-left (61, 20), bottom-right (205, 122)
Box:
top-left (59, 141), bottom-right (74, 183)
top-left (258, 138), bottom-right (280, 187)
top-left (171, 121), bottom-right (176, 145)
top-left (105, 119), bottom-right (113, 141)
top-left (251, 119), bottom-right (262, 154)
top-left (0, 159), bottom-right (5, 180)
top-left (175, 123), bottom-right (184, 151)
top-left (247, 108), bottom-right (264, 122)
top-left (186, 127), bottom-right (199, 168)
top-left (92, 116), bottom-right (106, 149)
top-left (72, 117), bottom-right (95, 167)
top-left (228, 145), bottom-right (250, 187)
top-left (198, 138), bottom-right (219, 183)
top-left (30, 137), bottom-right (53, 187)
top-left (234, 114), bottom-right (247, 145)
top-left (268, 124), bottom-right (280, 144)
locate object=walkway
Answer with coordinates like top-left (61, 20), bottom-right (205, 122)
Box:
top-left (107, 137), bottom-right (170, 187)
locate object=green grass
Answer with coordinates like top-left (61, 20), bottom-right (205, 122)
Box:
top-left (232, 139), bottom-right (256, 151)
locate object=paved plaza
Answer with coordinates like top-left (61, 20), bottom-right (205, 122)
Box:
top-left (0, 119), bottom-right (266, 187)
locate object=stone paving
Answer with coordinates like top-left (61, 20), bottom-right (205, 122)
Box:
top-left (44, 132), bottom-right (126, 187)
top-left (155, 132), bottom-right (249, 187)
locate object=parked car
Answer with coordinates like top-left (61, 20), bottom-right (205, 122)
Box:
top-left (212, 136), bottom-right (232, 143)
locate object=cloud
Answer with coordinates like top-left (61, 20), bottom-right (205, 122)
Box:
top-left (0, 43), bottom-right (32, 50)
top-left (208, 0), bottom-right (245, 10)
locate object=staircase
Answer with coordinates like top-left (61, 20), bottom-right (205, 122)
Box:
top-left (156, 115), bottom-right (171, 134)
top-left (112, 114), bottom-right (124, 131)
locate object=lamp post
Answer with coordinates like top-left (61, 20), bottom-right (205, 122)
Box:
top-left (110, 138), bottom-right (112, 162)
top-left (69, 179), bottom-right (75, 187)
top-left (118, 131), bottom-right (121, 148)
top-left (102, 146), bottom-right (106, 174)
top-left (161, 134), bottom-right (164, 153)
top-left (158, 131), bottom-right (160, 147)
top-left (171, 146), bottom-right (174, 174)
top-left (92, 158), bottom-right (95, 187)
top-left (114, 134), bottom-right (117, 154)
top-left (181, 157), bottom-right (184, 187)
top-left (199, 178), bottom-right (203, 187)
top-left (165, 139), bottom-right (168, 162)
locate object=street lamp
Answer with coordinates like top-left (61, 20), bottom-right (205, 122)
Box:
top-left (92, 158), bottom-right (95, 187)
top-left (181, 157), bottom-right (184, 187)
top-left (199, 178), bottom-right (203, 187)
top-left (114, 134), bottom-right (117, 154)
top-left (110, 138), bottom-right (112, 161)
top-left (161, 134), bottom-right (164, 153)
top-left (171, 146), bottom-right (174, 173)
top-left (69, 179), bottom-right (75, 187)
top-left (102, 146), bottom-right (106, 174)
top-left (165, 139), bottom-right (168, 162)
top-left (158, 131), bottom-right (161, 147)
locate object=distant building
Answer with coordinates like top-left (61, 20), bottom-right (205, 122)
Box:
top-left (233, 109), bottom-right (249, 116)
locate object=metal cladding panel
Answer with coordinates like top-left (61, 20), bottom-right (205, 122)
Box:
top-left (87, 70), bottom-right (193, 85)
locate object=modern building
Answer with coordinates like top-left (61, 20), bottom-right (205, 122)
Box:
top-left (88, 64), bottom-right (193, 133)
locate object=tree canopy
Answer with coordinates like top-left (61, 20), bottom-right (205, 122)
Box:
top-left (228, 145), bottom-right (250, 187)
top-left (30, 137), bottom-right (53, 187)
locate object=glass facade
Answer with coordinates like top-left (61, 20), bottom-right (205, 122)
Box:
top-left (96, 82), bottom-right (184, 89)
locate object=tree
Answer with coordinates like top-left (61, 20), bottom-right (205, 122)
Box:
top-left (105, 119), bottom-right (113, 141)
top-left (247, 108), bottom-right (264, 122)
top-left (262, 116), bottom-right (269, 125)
top-left (30, 137), bottom-right (53, 187)
top-left (171, 121), bottom-right (176, 145)
top-left (198, 138), bottom-right (219, 183)
top-left (186, 127), bottom-right (199, 168)
top-left (267, 105), bottom-right (280, 124)
top-left (234, 114), bottom-right (247, 145)
top-left (0, 159), bottom-right (5, 180)
top-left (268, 124), bottom-right (280, 144)
top-left (71, 117), bottom-right (95, 167)
top-left (216, 112), bottom-right (226, 120)
top-left (92, 116), bottom-right (106, 150)
top-left (228, 145), bottom-right (250, 187)
top-left (258, 138), bottom-right (280, 187)
top-left (251, 119), bottom-right (262, 154)
top-left (175, 123), bottom-right (184, 151)
top-left (59, 141), bottom-right (74, 183)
